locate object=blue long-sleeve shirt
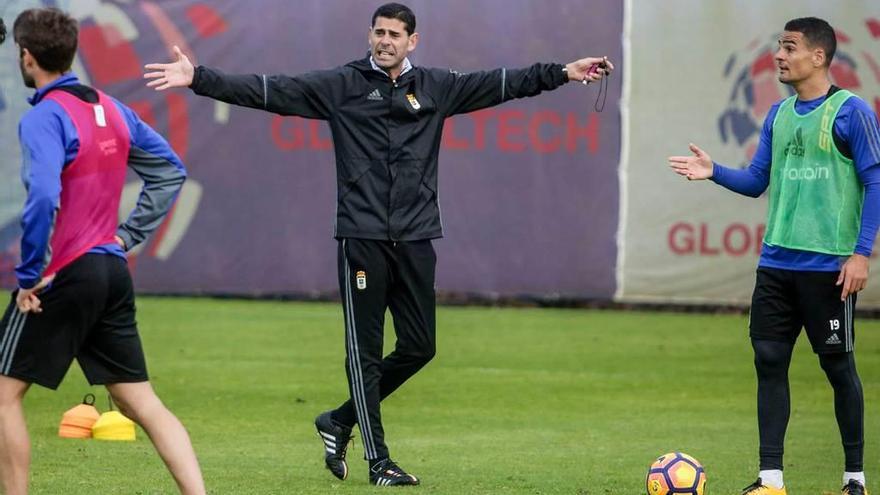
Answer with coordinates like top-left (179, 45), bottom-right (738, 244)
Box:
top-left (711, 91), bottom-right (880, 271)
top-left (16, 73), bottom-right (187, 289)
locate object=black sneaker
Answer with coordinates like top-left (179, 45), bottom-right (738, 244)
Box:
top-left (842, 479), bottom-right (868, 495)
top-left (369, 458), bottom-right (420, 486)
top-left (315, 411), bottom-right (353, 480)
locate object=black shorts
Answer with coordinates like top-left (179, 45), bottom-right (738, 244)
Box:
top-left (0, 254), bottom-right (147, 389)
top-left (749, 267), bottom-right (855, 354)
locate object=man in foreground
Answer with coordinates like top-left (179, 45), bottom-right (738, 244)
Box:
top-left (0, 8), bottom-right (206, 494)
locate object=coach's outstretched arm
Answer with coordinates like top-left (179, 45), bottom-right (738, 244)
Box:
top-left (566, 56), bottom-right (614, 83)
top-left (144, 46), bottom-right (194, 90)
top-left (144, 46), bottom-right (334, 119)
top-left (436, 56), bottom-right (613, 117)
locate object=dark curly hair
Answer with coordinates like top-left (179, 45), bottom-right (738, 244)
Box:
top-left (14, 8), bottom-right (78, 72)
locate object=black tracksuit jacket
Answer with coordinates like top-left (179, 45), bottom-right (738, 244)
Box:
top-left (190, 57), bottom-right (569, 241)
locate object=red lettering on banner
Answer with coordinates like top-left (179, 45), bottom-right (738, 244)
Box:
top-left (271, 116), bottom-right (333, 151)
top-left (272, 116), bottom-right (304, 150)
top-left (273, 109), bottom-right (602, 154)
top-left (723, 223), bottom-right (750, 256)
top-left (667, 222), bottom-right (880, 257)
top-left (668, 222), bottom-right (766, 256)
top-left (566, 113), bottom-right (599, 153)
top-left (754, 224), bottom-right (766, 256)
top-left (529, 111), bottom-right (562, 153)
top-left (309, 120), bottom-right (332, 150)
top-left (470, 109), bottom-right (495, 150)
top-left (442, 119), bottom-right (470, 150)
top-left (669, 222), bottom-right (694, 254)
top-left (699, 224), bottom-right (720, 255)
top-left (498, 110), bottom-right (526, 152)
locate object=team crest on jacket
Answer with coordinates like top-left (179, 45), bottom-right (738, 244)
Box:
top-left (356, 270), bottom-right (367, 290)
top-left (406, 93), bottom-right (421, 110)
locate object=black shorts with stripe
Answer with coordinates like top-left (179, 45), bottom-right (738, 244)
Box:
top-left (0, 253), bottom-right (147, 389)
top-left (749, 267), bottom-right (855, 354)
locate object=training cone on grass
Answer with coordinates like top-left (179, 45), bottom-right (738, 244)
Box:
top-left (58, 393), bottom-right (100, 439)
top-left (92, 396), bottom-right (135, 441)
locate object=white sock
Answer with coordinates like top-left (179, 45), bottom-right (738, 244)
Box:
top-left (759, 470), bottom-right (784, 489)
top-left (844, 471), bottom-right (866, 486)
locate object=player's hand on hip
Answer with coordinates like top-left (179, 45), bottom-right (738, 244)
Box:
top-left (15, 275), bottom-right (54, 314)
top-left (837, 254), bottom-right (869, 301)
top-left (566, 56), bottom-right (614, 84)
top-left (668, 143), bottom-right (714, 181)
top-left (15, 289), bottom-right (37, 313)
top-left (144, 45), bottom-right (195, 90)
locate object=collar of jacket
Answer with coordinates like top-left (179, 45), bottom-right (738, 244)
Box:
top-left (348, 56), bottom-right (416, 83)
top-left (369, 55), bottom-right (412, 77)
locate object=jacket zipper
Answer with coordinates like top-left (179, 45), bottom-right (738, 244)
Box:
top-left (387, 78), bottom-right (397, 241)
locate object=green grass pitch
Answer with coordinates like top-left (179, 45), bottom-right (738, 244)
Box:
top-left (21, 297), bottom-right (880, 494)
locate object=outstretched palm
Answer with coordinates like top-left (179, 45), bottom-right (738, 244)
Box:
top-left (144, 45), bottom-right (195, 91)
top-left (668, 143), bottom-right (714, 180)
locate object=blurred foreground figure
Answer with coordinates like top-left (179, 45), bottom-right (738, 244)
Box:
top-left (0, 8), bottom-right (206, 495)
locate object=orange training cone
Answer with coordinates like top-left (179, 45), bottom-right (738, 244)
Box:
top-left (58, 394), bottom-right (100, 439)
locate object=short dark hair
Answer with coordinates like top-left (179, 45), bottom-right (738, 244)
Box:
top-left (372, 3), bottom-right (416, 35)
top-left (784, 17), bottom-right (836, 67)
top-left (13, 8), bottom-right (78, 73)
top-left (0, 19), bottom-right (6, 45)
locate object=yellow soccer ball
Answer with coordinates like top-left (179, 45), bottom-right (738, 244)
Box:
top-left (645, 452), bottom-right (707, 495)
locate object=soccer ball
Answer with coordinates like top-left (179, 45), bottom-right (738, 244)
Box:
top-left (645, 452), bottom-right (707, 495)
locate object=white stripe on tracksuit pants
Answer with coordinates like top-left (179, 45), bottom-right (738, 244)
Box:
top-left (343, 248), bottom-right (378, 459)
top-left (335, 238), bottom-right (437, 462)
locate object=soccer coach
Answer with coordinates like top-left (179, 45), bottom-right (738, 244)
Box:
top-left (145, 2), bottom-right (612, 486)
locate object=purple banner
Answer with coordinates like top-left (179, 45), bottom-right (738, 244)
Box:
top-left (1, 0), bottom-right (622, 298)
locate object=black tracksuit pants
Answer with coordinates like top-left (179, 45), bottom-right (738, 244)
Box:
top-left (330, 238), bottom-right (437, 461)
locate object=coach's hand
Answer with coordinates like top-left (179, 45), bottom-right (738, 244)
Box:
top-left (15, 275), bottom-right (54, 314)
top-left (668, 143), bottom-right (714, 181)
top-left (837, 254), bottom-right (869, 301)
top-left (144, 45), bottom-right (195, 90)
top-left (565, 56), bottom-right (613, 84)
